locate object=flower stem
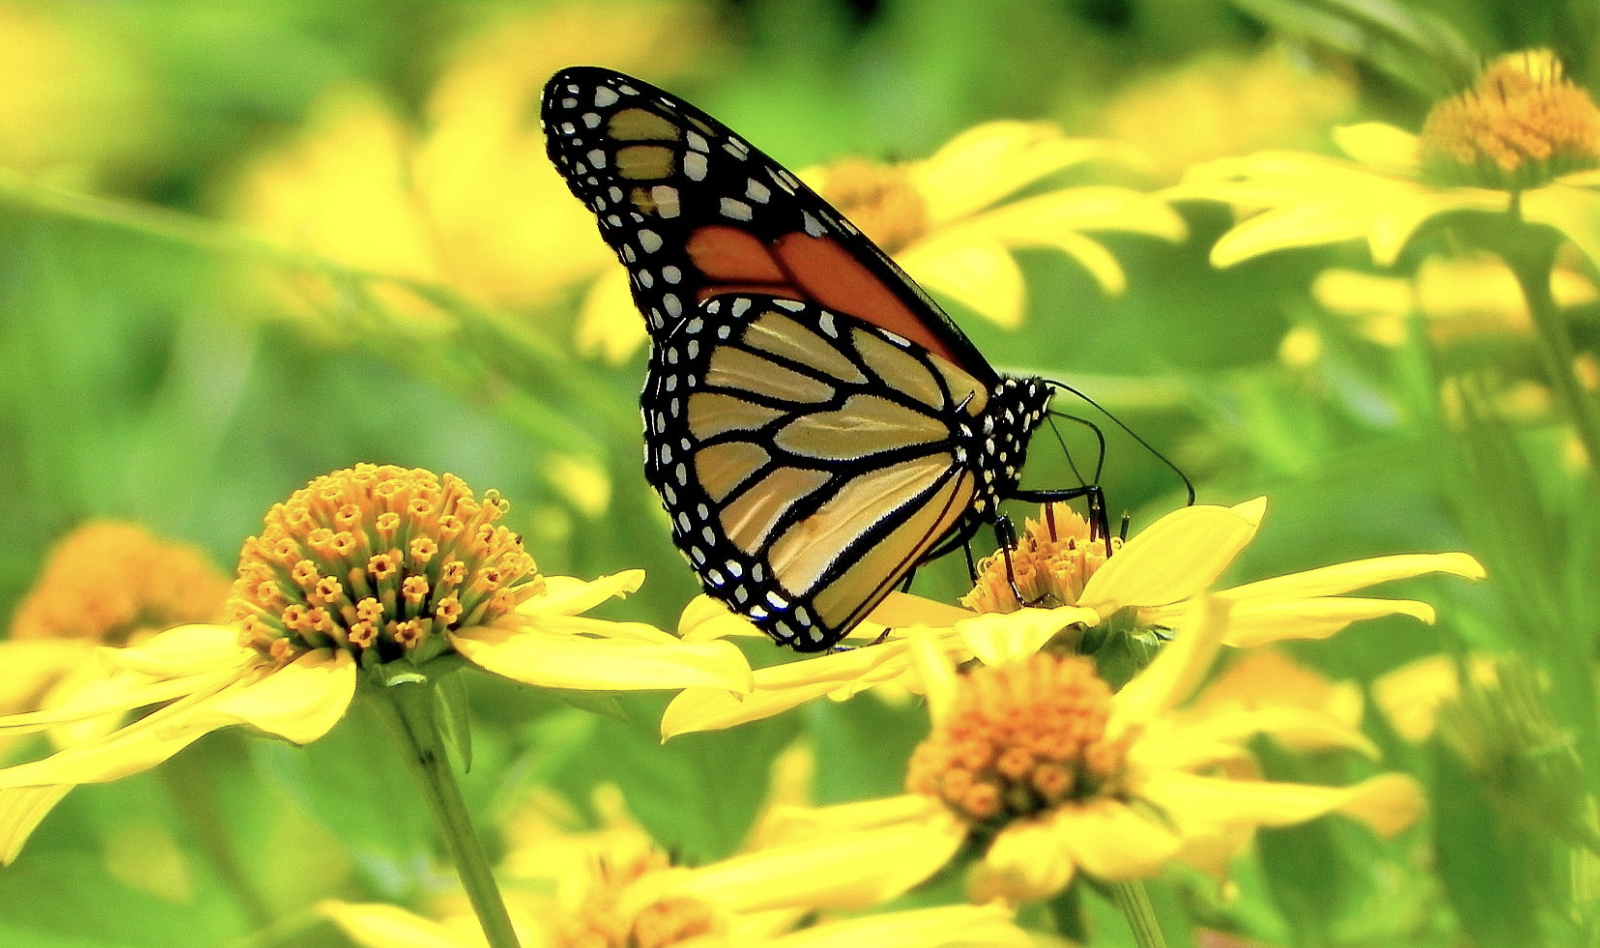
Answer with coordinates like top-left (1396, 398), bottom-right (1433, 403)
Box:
top-left (1498, 218), bottom-right (1600, 481)
top-left (1111, 880), bottom-right (1168, 948)
top-left (371, 679), bottom-right (521, 948)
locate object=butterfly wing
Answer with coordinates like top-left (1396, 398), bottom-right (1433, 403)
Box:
top-left (541, 65), bottom-right (996, 383)
top-left (650, 294), bottom-right (1021, 650)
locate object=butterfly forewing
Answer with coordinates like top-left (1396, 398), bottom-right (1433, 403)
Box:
top-left (541, 66), bottom-right (992, 377)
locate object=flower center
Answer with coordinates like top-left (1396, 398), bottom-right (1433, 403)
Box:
top-left (11, 521), bottom-right (229, 646)
top-left (1419, 48), bottom-right (1600, 190)
top-left (905, 653), bottom-right (1130, 831)
top-left (961, 503), bottom-right (1119, 614)
top-left (225, 463), bottom-right (543, 665)
top-left (814, 157), bottom-right (928, 254)
top-left (553, 851), bottom-right (721, 948)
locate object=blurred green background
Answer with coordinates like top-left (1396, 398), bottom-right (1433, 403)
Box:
top-left (3, 0), bottom-right (1599, 945)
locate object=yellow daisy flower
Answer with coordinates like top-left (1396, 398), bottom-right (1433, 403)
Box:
top-left (0, 521), bottom-right (231, 866)
top-left (825, 599), bottom-right (1424, 904)
top-left (1171, 49), bottom-right (1600, 269)
top-left (662, 497), bottom-right (1483, 737)
top-left (226, 2), bottom-right (727, 327)
top-left (0, 464), bottom-right (750, 862)
top-left (578, 120), bottom-right (1186, 362)
top-left (321, 782), bottom-right (1026, 948)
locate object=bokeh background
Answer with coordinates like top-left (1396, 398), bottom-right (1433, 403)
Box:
top-left (2, 0), bottom-right (1596, 945)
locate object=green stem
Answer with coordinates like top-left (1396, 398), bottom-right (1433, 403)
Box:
top-left (1497, 217), bottom-right (1600, 483)
top-left (1111, 880), bottom-right (1168, 948)
top-left (370, 679), bottom-right (521, 948)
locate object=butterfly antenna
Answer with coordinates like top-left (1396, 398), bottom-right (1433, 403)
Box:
top-left (1045, 380), bottom-right (1196, 506)
top-left (1043, 410), bottom-right (1107, 488)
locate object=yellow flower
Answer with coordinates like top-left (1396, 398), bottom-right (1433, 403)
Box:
top-left (226, 2), bottom-right (726, 329)
top-left (0, 3), bottom-right (158, 187)
top-left (0, 521), bottom-right (231, 865)
top-left (2, 520), bottom-right (230, 721)
top-left (1311, 251), bottom-right (1597, 349)
top-left (0, 464), bottom-right (750, 862)
top-left (1097, 44), bottom-right (1356, 181)
top-left (321, 782), bottom-right (1027, 948)
top-left (1171, 49), bottom-right (1600, 270)
top-left (831, 600), bottom-right (1424, 903)
top-left (662, 498), bottom-right (1483, 737)
top-left (1372, 652), bottom-right (1501, 742)
top-left (579, 121), bottom-right (1186, 362)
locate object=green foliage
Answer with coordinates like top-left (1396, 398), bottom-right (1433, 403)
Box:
top-left (3, 0), bottom-right (1600, 945)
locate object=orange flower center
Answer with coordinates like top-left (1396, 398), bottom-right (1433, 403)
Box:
top-left (553, 851), bottom-right (721, 948)
top-left (1420, 48), bottom-right (1600, 190)
top-left (906, 653), bottom-right (1130, 830)
top-left (11, 521), bottom-right (229, 646)
top-left (225, 463), bottom-right (543, 664)
top-left (815, 157), bottom-right (928, 254)
top-left (961, 503), bottom-right (1119, 614)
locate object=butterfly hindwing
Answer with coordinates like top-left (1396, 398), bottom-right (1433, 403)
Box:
top-left (541, 66), bottom-right (993, 378)
top-left (648, 295), bottom-right (1013, 649)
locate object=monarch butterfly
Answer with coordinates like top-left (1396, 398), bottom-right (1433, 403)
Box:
top-left (542, 66), bottom-right (1101, 651)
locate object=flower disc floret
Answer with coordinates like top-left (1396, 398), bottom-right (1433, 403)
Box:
top-left (962, 503), bottom-right (1117, 614)
top-left (906, 653), bottom-right (1130, 831)
top-left (1420, 49), bottom-right (1600, 190)
top-left (226, 464), bottom-right (544, 664)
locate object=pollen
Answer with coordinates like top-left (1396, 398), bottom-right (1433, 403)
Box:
top-left (1420, 49), bottom-right (1600, 190)
top-left (815, 157), bottom-right (928, 254)
top-left (225, 464), bottom-right (544, 664)
top-left (552, 849), bottom-right (722, 948)
top-left (10, 521), bottom-right (230, 646)
top-left (905, 653), bottom-right (1130, 829)
top-left (961, 503), bottom-right (1120, 614)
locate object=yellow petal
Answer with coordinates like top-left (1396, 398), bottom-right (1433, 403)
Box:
top-left (1216, 597), bottom-right (1437, 648)
top-left (679, 807), bottom-right (966, 912)
top-left (958, 606), bottom-right (1097, 667)
top-left (1138, 705), bottom-right (1377, 770)
top-left (104, 623), bottom-right (256, 677)
top-left (759, 794), bottom-right (952, 843)
top-left (902, 236), bottom-right (1025, 328)
top-left (1371, 653), bottom-right (1499, 742)
top-left (520, 571), bottom-right (644, 617)
top-left (1217, 552), bottom-right (1484, 603)
top-left (969, 817), bottom-right (1076, 903)
top-left (0, 785), bottom-right (74, 865)
top-left (910, 629), bottom-right (963, 724)
top-left (1368, 188), bottom-right (1505, 265)
top-left (0, 698), bottom-right (224, 788)
top-left (1140, 770), bottom-right (1424, 838)
top-left (772, 904), bottom-right (1030, 948)
top-left (866, 592), bottom-right (976, 628)
top-left (914, 122), bottom-right (1139, 222)
top-left (1522, 182), bottom-right (1600, 272)
top-left (1330, 122), bottom-right (1421, 174)
top-left (527, 613), bottom-right (684, 645)
top-left (1077, 502), bottom-right (1262, 614)
top-left (455, 627), bottom-right (752, 693)
top-left (1113, 597), bottom-right (1230, 726)
top-left (320, 900), bottom-right (477, 948)
top-left (0, 641), bottom-right (91, 714)
top-left (576, 267), bottom-right (647, 365)
top-left (0, 668), bottom-right (244, 736)
top-left (1050, 799), bottom-right (1184, 879)
top-left (662, 642), bottom-right (919, 737)
top-left (205, 649), bottom-right (355, 744)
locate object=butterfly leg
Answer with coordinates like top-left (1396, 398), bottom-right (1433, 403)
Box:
top-left (1009, 484), bottom-right (1113, 557)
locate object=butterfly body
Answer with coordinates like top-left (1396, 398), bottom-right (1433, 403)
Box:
top-left (543, 66), bottom-right (1057, 650)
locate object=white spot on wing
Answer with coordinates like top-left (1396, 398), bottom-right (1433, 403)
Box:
top-left (684, 152), bottom-right (708, 182)
top-left (719, 197), bottom-right (753, 221)
top-left (594, 87), bottom-right (620, 107)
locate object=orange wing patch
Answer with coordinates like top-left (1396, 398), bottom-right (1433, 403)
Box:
top-left (685, 225), bottom-right (962, 367)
